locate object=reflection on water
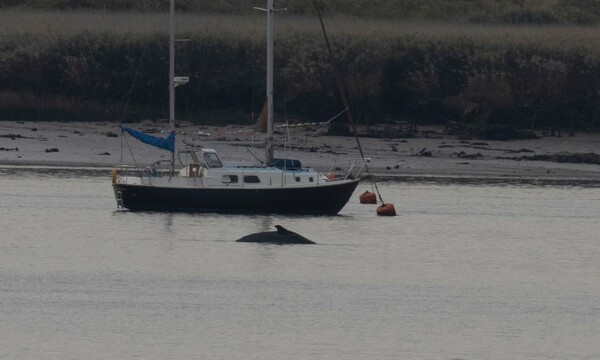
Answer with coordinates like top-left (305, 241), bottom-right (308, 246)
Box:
top-left (1, 166), bottom-right (599, 360)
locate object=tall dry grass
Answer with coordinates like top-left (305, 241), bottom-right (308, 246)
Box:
top-left (3, 0), bottom-right (600, 24)
top-left (0, 9), bottom-right (599, 131)
top-left (2, 10), bottom-right (599, 51)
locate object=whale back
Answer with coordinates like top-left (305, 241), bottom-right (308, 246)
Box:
top-left (236, 225), bottom-right (316, 244)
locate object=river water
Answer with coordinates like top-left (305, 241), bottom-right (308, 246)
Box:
top-left (1, 167), bottom-right (599, 360)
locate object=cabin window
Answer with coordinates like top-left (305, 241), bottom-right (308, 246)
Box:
top-left (222, 175), bottom-right (238, 184)
top-left (309, 177), bottom-right (314, 182)
top-left (244, 175), bottom-right (260, 184)
top-left (203, 153), bottom-right (223, 168)
top-left (295, 177), bottom-right (301, 182)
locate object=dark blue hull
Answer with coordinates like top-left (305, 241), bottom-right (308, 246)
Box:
top-left (113, 180), bottom-right (359, 215)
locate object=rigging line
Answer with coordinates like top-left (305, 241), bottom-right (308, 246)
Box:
top-left (120, 128), bottom-right (124, 165)
top-left (310, 106), bottom-right (348, 137)
top-left (119, 42), bottom-right (148, 125)
top-left (123, 131), bottom-right (139, 167)
top-left (285, 117), bottom-right (293, 156)
top-left (313, 0), bottom-right (386, 204)
top-left (118, 23), bottom-right (147, 168)
top-left (284, 95), bottom-right (294, 155)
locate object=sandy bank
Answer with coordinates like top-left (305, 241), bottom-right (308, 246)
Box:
top-left (1, 120), bottom-right (599, 183)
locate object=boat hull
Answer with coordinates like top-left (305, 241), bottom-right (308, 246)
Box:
top-left (113, 180), bottom-right (360, 215)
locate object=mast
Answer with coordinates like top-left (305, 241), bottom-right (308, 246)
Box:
top-left (265, 0), bottom-right (274, 166)
top-left (169, 0), bottom-right (176, 175)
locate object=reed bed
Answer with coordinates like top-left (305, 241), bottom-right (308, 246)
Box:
top-left (3, 10), bottom-right (600, 51)
top-left (1, 9), bottom-right (599, 130)
top-left (3, 0), bottom-right (600, 24)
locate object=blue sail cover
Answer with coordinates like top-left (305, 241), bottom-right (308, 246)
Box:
top-left (121, 127), bottom-right (175, 152)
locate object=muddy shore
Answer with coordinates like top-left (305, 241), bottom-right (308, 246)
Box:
top-left (1, 120), bottom-right (599, 183)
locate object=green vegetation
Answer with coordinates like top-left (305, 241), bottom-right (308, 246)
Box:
top-left (0, 9), bottom-right (599, 133)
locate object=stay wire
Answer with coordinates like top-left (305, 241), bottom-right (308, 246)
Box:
top-left (123, 132), bottom-right (139, 167)
top-left (118, 36), bottom-right (148, 165)
top-left (313, 0), bottom-right (386, 204)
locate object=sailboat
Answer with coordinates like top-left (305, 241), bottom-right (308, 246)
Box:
top-left (112, 0), bottom-right (363, 214)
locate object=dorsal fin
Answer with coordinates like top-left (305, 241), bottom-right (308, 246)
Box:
top-left (275, 225), bottom-right (289, 234)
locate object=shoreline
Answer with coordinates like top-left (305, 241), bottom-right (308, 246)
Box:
top-left (1, 120), bottom-right (599, 184)
top-left (2, 163), bottom-right (598, 188)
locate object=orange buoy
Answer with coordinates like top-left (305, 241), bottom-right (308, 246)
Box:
top-left (326, 172), bottom-right (336, 181)
top-left (359, 191), bottom-right (377, 204)
top-left (376, 203), bottom-right (397, 216)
